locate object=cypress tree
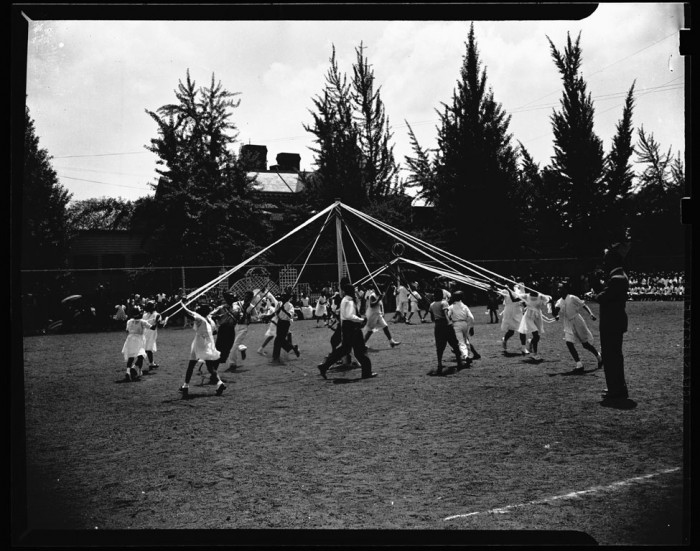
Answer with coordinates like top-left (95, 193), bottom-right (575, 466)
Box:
top-left (602, 82), bottom-right (636, 245)
top-left (22, 106), bottom-right (72, 270)
top-left (432, 23), bottom-right (521, 259)
top-left (546, 32), bottom-right (606, 256)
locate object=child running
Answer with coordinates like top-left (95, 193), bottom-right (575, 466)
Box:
top-left (363, 284), bottom-right (401, 349)
top-left (448, 290), bottom-right (479, 366)
top-left (121, 308), bottom-right (158, 381)
top-left (427, 286), bottom-right (465, 375)
top-left (498, 282), bottom-right (527, 354)
top-left (142, 300), bottom-right (167, 371)
top-left (517, 290), bottom-right (552, 362)
top-left (178, 300), bottom-right (226, 397)
top-left (553, 281), bottom-right (603, 373)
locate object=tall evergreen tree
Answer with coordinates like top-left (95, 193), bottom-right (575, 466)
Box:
top-left (351, 42), bottom-right (401, 201)
top-left (22, 106), bottom-right (72, 270)
top-left (602, 82), bottom-right (636, 245)
top-left (546, 32), bottom-right (606, 256)
top-left (142, 71), bottom-right (270, 266)
top-left (403, 121), bottom-right (437, 205)
top-left (303, 44), bottom-right (402, 210)
top-left (430, 23), bottom-right (521, 259)
top-left (302, 47), bottom-right (364, 208)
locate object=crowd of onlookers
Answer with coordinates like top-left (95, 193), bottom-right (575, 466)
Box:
top-left (626, 271), bottom-right (685, 301)
top-left (20, 269), bottom-right (685, 336)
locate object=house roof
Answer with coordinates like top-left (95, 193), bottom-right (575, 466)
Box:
top-left (250, 171), bottom-right (305, 194)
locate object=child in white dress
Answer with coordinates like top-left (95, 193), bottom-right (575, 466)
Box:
top-left (178, 301), bottom-right (225, 397)
top-left (553, 282), bottom-right (603, 372)
top-left (517, 290), bottom-right (552, 362)
top-left (121, 308), bottom-right (158, 381)
top-left (363, 286), bottom-right (401, 348)
top-left (499, 283), bottom-right (527, 354)
top-left (142, 300), bottom-right (167, 371)
top-left (314, 292), bottom-right (329, 327)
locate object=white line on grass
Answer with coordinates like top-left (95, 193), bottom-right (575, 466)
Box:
top-left (443, 467), bottom-right (681, 521)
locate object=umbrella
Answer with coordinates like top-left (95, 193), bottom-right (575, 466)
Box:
top-left (61, 295), bottom-right (83, 304)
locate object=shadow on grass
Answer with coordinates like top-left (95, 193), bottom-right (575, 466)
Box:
top-left (599, 397), bottom-right (638, 410)
top-left (332, 377), bottom-right (363, 384)
top-left (328, 364), bottom-right (360, 373)
top-left (162, 392), bottom-right (229, 403)
top-left (548, 367), bottom-right (603, 377)
top-left (522, 358), bottom-right (545, 365)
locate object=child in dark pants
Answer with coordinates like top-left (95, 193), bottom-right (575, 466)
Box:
top-left (427, 288), bottom-right (465, 375)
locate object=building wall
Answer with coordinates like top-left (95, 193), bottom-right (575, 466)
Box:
top-left (69, 230), bottom-right (149, 269)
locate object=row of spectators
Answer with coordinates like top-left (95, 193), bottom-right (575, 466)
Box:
top-left (627, 271), bottom-right (685, 301)
top-left (21, 269), bottom-right (685, 336)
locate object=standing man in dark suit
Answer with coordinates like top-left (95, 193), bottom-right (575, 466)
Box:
top-left (594, 243), bottom-right (631, 401)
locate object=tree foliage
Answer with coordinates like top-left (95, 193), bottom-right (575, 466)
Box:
top-left (67, 197), bottom-right (135, 231)
top-left (602, 82), bottom-right (637, 245)
top-left (302, 44), bottom-right (401, 210)
top-left (628, 128), bottom-right (684, 256)
top-left (351, 42), bottom-right (401, 201)
top-left (545, 32), bottom-right (606, 256)
top-left (410, 23), bottom-right (521, 259)
top-left (22, 106), bottom-right (72, 269)
top-left (141, 71), bottom-right (271, 266)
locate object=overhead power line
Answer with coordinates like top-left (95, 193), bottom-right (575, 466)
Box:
top-left (59, 175), bottom-right (152, 191)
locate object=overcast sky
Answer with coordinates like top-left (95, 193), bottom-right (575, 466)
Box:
top-left (22, 3), bottom-right (686, 204)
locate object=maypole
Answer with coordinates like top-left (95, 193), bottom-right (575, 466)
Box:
top-left (334, 201), bottom-right (348, 286)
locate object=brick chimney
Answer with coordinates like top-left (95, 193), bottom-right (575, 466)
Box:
top-left (270, 152), bottom-right (301, 172)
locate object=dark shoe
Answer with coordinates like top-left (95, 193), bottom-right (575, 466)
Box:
top-left (602, 390), bottom-right (628, 401)
top-left (471, 353), bottom-right (481, 360)
top-left (241, 349), bottom-right (246, 360)
top-left (317, 364), bottom-right (328, 379)
top-left (150, 363), bottom-right (159, 369)
top-left (124, 373), bottom-right (132, 382)
top-left (129, 367), bottom-right (139, 381)
top-left (293, 345), bottom-right (300, 358)
top-left (209, 375), bottom-right (219, 385)
top-left (215, 382), bottom-right (226, 396)
top-left (427, 369), bottom-right (444, 376)
top-left (444, 367), bottom-right (456, 375)
top-left (597, 357), bottom-right (604, 370)
top-left (361, 372), bottom-right (378, 379)
top-left (179, 385), bottom-right (189, 398)
top-left (572, 367), bottom-right (585, 374)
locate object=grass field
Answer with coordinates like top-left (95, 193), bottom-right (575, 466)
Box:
top-left (15, 300), bottom-right (688, 545)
